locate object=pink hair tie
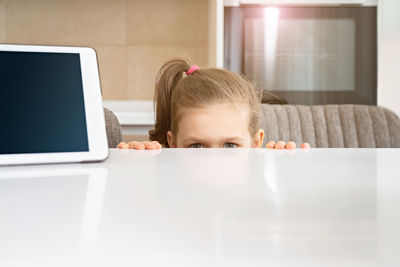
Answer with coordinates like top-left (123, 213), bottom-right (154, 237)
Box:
top-left (186, 65), bottom-right (199, 75)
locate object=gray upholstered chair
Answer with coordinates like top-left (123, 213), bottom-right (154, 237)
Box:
top-left (259, 104), bottom-right (400, 148)
top-left (104, 107), bottom-right (122, 148)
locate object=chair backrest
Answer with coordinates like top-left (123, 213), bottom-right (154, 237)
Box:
top-left (259, 104), bottom-right (400, 148)
top-left (104, 107), bottom-right (122, 148)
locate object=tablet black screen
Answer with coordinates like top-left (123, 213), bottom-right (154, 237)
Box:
top-left (0, 51), bottom-right (89, 154)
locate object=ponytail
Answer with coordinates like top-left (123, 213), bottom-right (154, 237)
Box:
top-left (149, 58), bottom-right (191, 147)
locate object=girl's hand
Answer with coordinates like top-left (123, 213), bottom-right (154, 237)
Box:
top-left (265, 141), bottom-right (310, 150)
top-left (117, 141), bottom-right (162, 150)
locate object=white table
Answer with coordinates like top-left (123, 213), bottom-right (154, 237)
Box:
top-left (1, 149), bottom-right (399, 267)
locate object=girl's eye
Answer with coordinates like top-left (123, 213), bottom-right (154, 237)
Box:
top-left (190, 143), bottom-right (203, 148)
top-left (223, 143), bottom-right (238, 148)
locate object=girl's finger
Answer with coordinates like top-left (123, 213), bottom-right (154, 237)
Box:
top-left (152, 141), bottom-right (162, 149)
top-left (301, 142), bottom-right (310, 149)
top-left (129, 141), bottom-right (145, 150)
top-left (117, 142), bottom-right (129, 149)
top-left (143, 141), bottom-right (155, 150)
top-left (135, 143), bottom-right (146, 150)
top-left (266, 141), bottom-right (276, 149)
top-left (275, 141), bottom-right (286, 150)
top-left (285, 141), bottom-right (296, 150)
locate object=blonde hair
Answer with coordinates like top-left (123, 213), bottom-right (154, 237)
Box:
top-left (149, 58), bottom-right (261, 147)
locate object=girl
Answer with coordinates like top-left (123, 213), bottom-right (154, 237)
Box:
top-left (117, 58), bottom-right (309, 150)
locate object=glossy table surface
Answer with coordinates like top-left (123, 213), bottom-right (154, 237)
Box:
top-left (1, 148), bottom-right (399, 267)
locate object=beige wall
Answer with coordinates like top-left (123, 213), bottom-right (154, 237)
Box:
top-left (0, 0), bottom-right (209, 100)
top-left (0, 2), bottom-right (5, 42)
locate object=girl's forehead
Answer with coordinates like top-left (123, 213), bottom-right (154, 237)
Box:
top-left (176, 103), bottom-right (251, 138)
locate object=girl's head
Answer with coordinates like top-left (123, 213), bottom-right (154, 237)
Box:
top-left (149, 58), bottom-right (264, 148)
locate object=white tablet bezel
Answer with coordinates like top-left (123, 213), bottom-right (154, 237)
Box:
top-left (0, 44), bottom-right (109, 166)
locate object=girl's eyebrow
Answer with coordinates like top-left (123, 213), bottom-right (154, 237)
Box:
top-left (183, 136), bottom-right (244, 143)
top-left (182, 137), bottom-right (206, 143)
top-left (223, 137), bottom-right (244, 141)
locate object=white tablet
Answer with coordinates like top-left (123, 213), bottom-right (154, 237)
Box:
top-left (0, 44), bottom-right (109, 166)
